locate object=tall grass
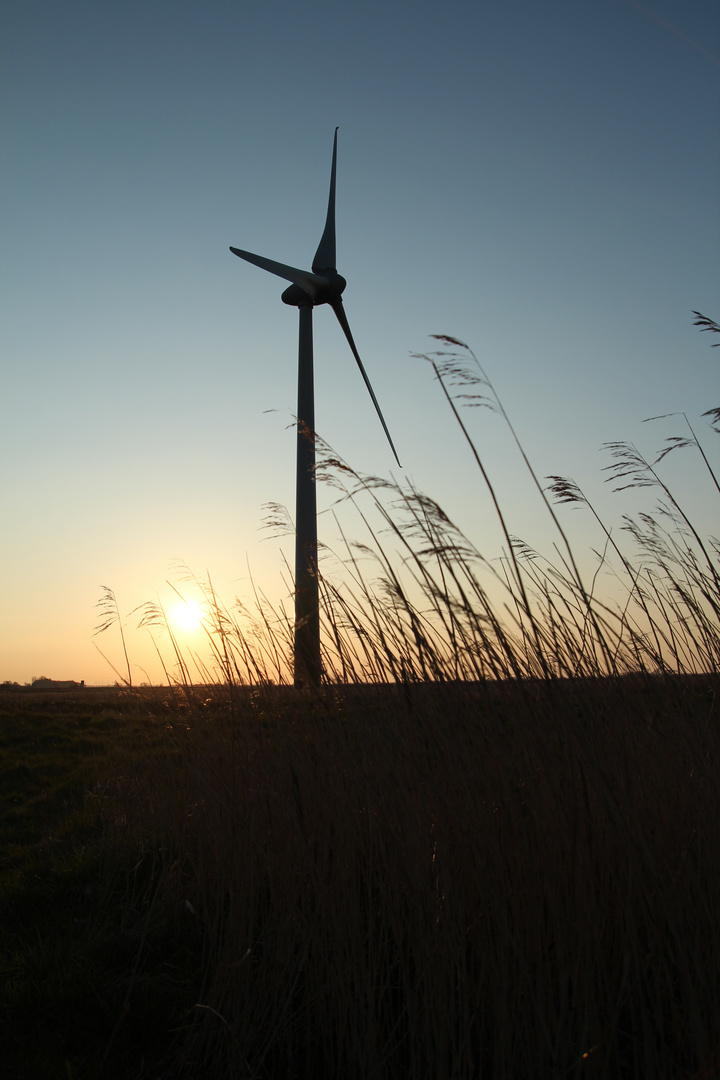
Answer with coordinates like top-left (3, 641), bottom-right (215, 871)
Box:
top-left (99, 675), bottom-right (718, 1079)
top-left (112, 323), bottom-right (719, 688)
top-left (78, 316), bottom-right (720, 1078)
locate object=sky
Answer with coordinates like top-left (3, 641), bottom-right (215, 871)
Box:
top-left (2, 0), bottom-right (718, 684)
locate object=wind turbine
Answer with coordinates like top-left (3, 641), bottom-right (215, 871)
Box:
top-left (230, 129), bottom-right (400, 688)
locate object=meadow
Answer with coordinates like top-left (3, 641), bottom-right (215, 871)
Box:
top-left (2, 323), bottom-right (719, 1078)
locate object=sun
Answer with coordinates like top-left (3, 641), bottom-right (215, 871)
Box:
top-left (171, 599), bottom-right (204, 633)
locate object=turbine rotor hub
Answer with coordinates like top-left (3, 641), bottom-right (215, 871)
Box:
top-left (282, 271), bottom-right (346, 307)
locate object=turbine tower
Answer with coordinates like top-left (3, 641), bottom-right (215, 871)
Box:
top-left (230, 129), bottom-right (400, 688)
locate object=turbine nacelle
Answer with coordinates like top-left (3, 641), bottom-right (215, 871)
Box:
top-left (281, 272), bottom-right (346, 308)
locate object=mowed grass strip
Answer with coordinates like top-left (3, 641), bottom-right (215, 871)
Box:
top-left (0, 688), bottom-right (201, 1080)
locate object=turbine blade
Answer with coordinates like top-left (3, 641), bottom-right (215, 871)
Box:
top-left (312, 128), bottom-right (339, 274)
top-left (230, 247), bottom-right (326, 300)
top-left (331, 299), bottom-right (401, 467)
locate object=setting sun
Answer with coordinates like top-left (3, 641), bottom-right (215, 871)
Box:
top-left (171, 599), bottom-right (204, 633)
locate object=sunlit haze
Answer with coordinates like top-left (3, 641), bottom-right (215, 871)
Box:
top-left (171, 600), bottom-right (204, 635)
top-left (1, 0), bottom-right (718, 684)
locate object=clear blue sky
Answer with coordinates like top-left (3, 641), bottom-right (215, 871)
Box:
top-left (2, 0), bottom-right (718, 684)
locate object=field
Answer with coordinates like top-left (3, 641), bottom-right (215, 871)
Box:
top-left (4, 326), bottom-right (719, 1077)
top-left (2, 676), bottom-right (719, 1079)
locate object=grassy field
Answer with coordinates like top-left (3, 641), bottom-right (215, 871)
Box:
top-left (2, 676), bottom-right (719, 1079)
top-left (0, 687), bottom-right (201, 1078)
top-left (5, 322), bottom-right (718, 1077)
